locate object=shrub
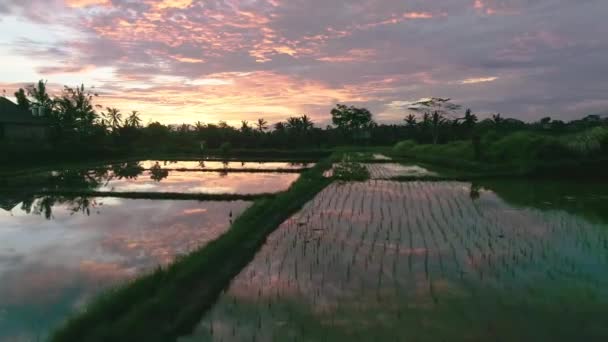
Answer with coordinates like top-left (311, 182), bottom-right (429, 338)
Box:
top-left (393, 140), bottom-right (416, 153)
top-left (332, 156), bottom-right (369, 181)
top-left (565, 127), bottom-right (608, 156)
top-left (219, 142), bottom-right (232, 155)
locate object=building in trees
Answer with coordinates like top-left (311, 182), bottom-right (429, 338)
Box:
top-left (0, 97), bottom-right (49, 141)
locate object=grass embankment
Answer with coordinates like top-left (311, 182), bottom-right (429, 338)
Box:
top-left (51, 156), bottom-right (335, 342)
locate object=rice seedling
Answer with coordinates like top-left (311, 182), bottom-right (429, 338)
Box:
top-left (182, 180), bottom-right (608, 341)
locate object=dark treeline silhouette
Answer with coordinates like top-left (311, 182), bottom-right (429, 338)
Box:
top-left (3, 82), bottom-right (608, 160)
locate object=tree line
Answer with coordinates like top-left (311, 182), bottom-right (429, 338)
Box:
top-left (9, 81), bottom-right (608, 152)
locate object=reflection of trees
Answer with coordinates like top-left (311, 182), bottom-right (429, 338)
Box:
top-left (19, 195), bottom-right (101, 220)
top-left (150, 162), bottom-right (169, 182)
top-left (111, 162), bottom-right (144, 180)
top-left (478, 180), bottom-right (608, 224)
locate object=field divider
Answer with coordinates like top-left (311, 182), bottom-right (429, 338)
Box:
top-left (51, 156), bottom-right (336, 342)
top-left (23, 190), bottom-right (277, 201)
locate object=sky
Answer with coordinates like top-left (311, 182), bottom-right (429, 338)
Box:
top-left (0, 0), bottom-right (607, 126)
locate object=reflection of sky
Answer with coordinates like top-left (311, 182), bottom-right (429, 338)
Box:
top-left (183, 181), bottom-right (608, 341)
top-left (0, 198), bottom-right (250, 341)
top-left (129, 160), bottom-right (313, 170)
top-left (98, 171), bottom-right (300, 194)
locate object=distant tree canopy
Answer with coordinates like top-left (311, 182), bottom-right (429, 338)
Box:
top-left (331, 104), bottom-right (374, 131)
top-left (5, 79), bottom-right (608, 155)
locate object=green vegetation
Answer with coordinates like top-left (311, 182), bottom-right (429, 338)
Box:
top-left (392, 126), bottom-right (608, 177)
top-left (50, 156), bottom-right (335, 342)
top-left (331, 156), bottom-right (370, 181)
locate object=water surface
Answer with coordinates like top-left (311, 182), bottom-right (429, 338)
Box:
top-left (183, 180), bottom-right (608, 341)
top-left (0, 197), bottom-right (250, 341)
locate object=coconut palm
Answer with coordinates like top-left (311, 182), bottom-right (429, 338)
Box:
top-left (104, 107), bottom-right (122, 132)
top-left (125, 110), bottom-right (142, 128)
top-left (408, 97), bottom-right (461, 144)
top-left (256, 118), bottom-right (268, 133)
top-left (404, 114), bottom-right (417, 128)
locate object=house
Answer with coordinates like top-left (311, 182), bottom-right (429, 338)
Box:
top-left (0, 97), bottom-right (49, 141)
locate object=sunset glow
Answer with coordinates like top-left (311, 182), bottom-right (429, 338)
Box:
top-left (1, 0), bottom-right (606, 124)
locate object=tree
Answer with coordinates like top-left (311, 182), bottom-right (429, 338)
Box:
top-left (255, 118), bottom-right (268, 133)
top-left (404, 114), bottom-right (417, 128)
top-left (125, 111), bottom-right (142, 128)
top-left (273, 121), bottom-right (286, 132)
top-left (240, 120), bottom-right (252, 134)
top-left (54, 84), bottom-right (99, 136)
top-left (462, 108), bottom-right (478, 128)
top-left (26, 80), bottom-right (53, 115)
top-left (492, 113), bottom-right (503, 125)
top-left (104, 107), bottom-right (122, 132)
top-left (300, 115), bottom-right (314, 130)
top-left (331, 104), bottom-right (374, 131)
top-left (14, 88), bottom-right (30, 112)
top-left (407, 97), bottom-right (461, 144)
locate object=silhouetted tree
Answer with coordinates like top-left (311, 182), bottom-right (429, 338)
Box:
top-left (14, 88), bottom-right (30, 111)
top-left (125, 111), bottom-right (142, 128)
top-left (256, 118), bottom-right (268, 133)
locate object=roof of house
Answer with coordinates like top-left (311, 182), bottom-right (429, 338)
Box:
top-left (0, 97), bottom-right (47, 125)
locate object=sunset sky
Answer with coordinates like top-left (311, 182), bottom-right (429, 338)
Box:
top-left (1, 0), bottom-right (606, 126)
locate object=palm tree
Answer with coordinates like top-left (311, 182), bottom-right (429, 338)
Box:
top-left (492, 113), bottom-right (503, 125)
top-left (463, 108), bottom-right (478, 128)
top-left (256, 118), bottom-right (268, 133)
top-left (404, 114), bottom-right (417, 128)
top-left (194, 121), bottom-right (205, 131)
top-left (104, 107), bottom-right (122, 132)
top-left (125, 110), bottom-right (142, 128)
top-left (300, 115), bottom-right (314, 131)
top-left (286, 117), bottom-right (301, 131)
top-left (273, 121), bottom-right (286, 132)
top-left (430, 111), bottom-right (447, 144)
top-left (240, 120), bottom-right (252, 134)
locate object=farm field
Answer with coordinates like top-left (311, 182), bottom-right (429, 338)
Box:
top-left (95, 171), bottom-right (299, 194)
top-left (114, 160), bottom-right (314, 171)
top-left (182, 180), bottom-right (608, 341)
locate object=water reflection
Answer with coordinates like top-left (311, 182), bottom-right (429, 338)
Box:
top-left (0, 197), bottom-right (250, 341)
top-left (98, 171), bottom-right (299, 194)
top-left (113, 160), bottom-right (314, 171)
top-left (8, 163), bottom-right (301, 195)
top-left (183, 180), bottom-right (608, 341)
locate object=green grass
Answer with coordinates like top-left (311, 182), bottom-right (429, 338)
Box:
top-left (51, 155), bottom-right (336, 342)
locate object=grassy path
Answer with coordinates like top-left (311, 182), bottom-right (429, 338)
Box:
top-left (51, 156), bottom-right (335, 342)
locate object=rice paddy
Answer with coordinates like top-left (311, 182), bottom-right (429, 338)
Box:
top-left (0, 197), bottom-right (251, 341)
top-left (96, 171), bottom-right (300, 194)
top-left (182, 180), bottom-right (608, 341)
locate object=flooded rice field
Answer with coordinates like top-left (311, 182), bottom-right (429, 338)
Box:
top-left (114, 160), bottom-right (314, 171)
top-left (0, 197), bottom-right (250, 341)
top-left (9, 161), bottom-right (302, 195)
top-left (183, 180), bottom-right (608, 341)
top-left (96, 171), bottom-right (299, 194)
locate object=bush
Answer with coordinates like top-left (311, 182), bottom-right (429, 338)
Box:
top-left (219, 142), bottom-right (232, 155)
top-left (565, 127), bottom-right (608, 156)
top-left (393, 140), bottom-right (416, 153)
top-left (332, 156), bottom-right (369, 181)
